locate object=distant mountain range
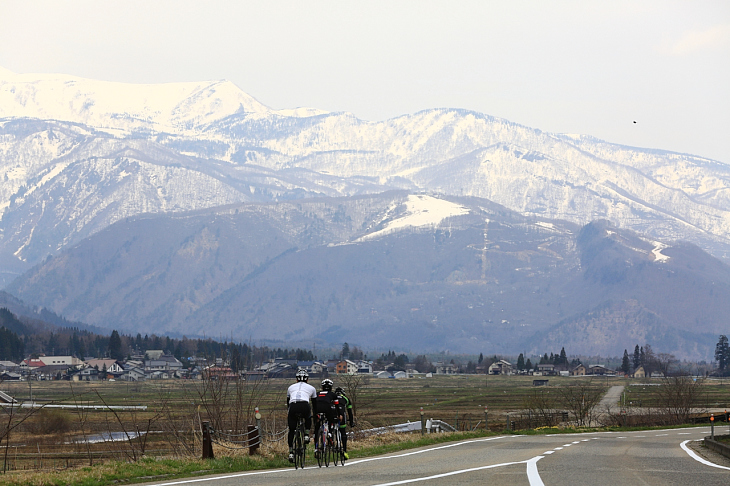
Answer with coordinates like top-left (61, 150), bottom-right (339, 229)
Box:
top-left (1, 67), bottom-right (729, 359)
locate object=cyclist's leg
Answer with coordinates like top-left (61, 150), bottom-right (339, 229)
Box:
top-left (287, 408), bottom-right (297, 450)
top-left (340, 425), bottom-right (348, 452)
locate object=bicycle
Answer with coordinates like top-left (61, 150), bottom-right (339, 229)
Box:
top-left (314, 413), bottom-right (329, 468)
top-left (292, 415), bottom-right (307, 469)
top-left (333, 417), bottom-right (347, 465)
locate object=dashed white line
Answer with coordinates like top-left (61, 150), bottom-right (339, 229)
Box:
top-left (543, 451), bottom-right (555, 454)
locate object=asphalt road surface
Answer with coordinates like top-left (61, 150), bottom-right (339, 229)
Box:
top-left (143, 427), bottom-right (729, 486)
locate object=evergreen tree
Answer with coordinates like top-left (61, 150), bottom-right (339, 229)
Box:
top-left (621, 349), bottom-right (631, 374)
top-left (478, 352), bottom-right (484, 365)
top-left (559, 347), bottom-right (567, 365)
top-left (108, 330), bottom-right (123, 360)
top-left (525, 358), bottom-right (533, 371)
top-left (715, 335), bottom-right (729, 373)
top-left (633, 345), bottom-right (641, 370)
top-left (0, 326), bottom-right (24, 361)
top-left (517, 353), bottom-right (525, 370)
top-left (341, 342), bottom-right (350, 359)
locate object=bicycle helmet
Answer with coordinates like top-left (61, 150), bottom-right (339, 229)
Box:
top-left (296, 369), bottom-right (309, 382)
top-left (321, 378), bottom-right (334, 391)
top-left (335, 386), bottom-right (345, 395)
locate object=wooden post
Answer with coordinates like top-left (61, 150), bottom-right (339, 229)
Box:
top-left (484, 407), bottom-right (488, 431)
top-left (420, 407), bottom-right (425, 435)
top-left (248, 425), bottom-right (260, 455)
top-left (202, 421), bottom-right (214, 460)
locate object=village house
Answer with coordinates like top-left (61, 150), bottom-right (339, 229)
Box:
top-left (632, 366), bottom-right (645, 378)
top-left (85, 359), bottom-right (124, 375)
top-left (356, 360), bottom-right (374, 373)
top-left (433, 361), bottom-right (459, 374)
top-left (586, 364), bottom-right (616, 376)
top-left (336, 359), bottom-right (358, 375)
top-left (536, 363), bottom-right (556, 375)
top-left (488, 360), bottom-right (512, 375)
top-left (0, 360), bottom-right (19, 371)
top-left (121, 367), bottom-right (146, 382)
top-left (571, 364), bottom-right (587, 376)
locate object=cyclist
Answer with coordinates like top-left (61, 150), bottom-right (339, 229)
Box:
top-left (313, 378), bottom-right (338, 457)
top-left (334, 386), bottom-right (355, 459)
top-left (286, 369), bottom-right (316, 463)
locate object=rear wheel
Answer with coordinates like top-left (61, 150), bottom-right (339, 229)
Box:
top-left (296, 423), bottom-right (307, 469)
top-left (316, 425), bottom-right (325, 468)
top-left (324, 425), bottom-right (332, 467)
top-left (293, 427), bottom-right (303, 469)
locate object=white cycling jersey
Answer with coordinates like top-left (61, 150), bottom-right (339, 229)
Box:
top-left (287, 381), bottom-right (317, 403)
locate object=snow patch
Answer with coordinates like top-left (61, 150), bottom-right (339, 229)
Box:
top-left (651, 241), bottom-right (670, 263)
top-left (358, 195), bottom-right (470, 241)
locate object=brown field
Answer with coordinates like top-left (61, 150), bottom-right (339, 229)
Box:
top-left (2, 374), bottom-right (729, 473)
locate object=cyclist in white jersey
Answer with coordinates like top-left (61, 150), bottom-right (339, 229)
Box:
top-left (286, 369), bottom-right (317, 462)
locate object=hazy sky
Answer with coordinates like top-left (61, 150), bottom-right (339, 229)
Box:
top-left (1, 1), bottom-right (729, 162)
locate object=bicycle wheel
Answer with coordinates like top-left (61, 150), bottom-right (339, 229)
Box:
top-left (316, 424), bottom-right (325, 468)
top-left (332, 428), bottom-right (341, 466)
top-left (337, 428), bottom-right (346, 465)
top-left (324, 425), bottom-right (332, 467)
top-left (293, 425), bottom-right (303, 469)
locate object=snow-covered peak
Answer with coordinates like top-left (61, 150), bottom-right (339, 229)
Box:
top-left (358, 195), bottom-right (470, 241)
top-left (0, 68), bottom-right (271, 132)
top-left (273, 107), bottom-right (329, 118)
top-left (0, 66), bottom-right (16, 79)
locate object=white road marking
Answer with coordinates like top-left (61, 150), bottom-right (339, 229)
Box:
top-left (369, 459), bottom-right (530, 486)
top-left (554, 447), bottom-right (563, 450)
top-left (678, 433), bottom-right (691, 435)
top-left (581, 439), bottom-right (590, 442)
top-left (656, 434), bottom-right (668, 437)
top-left (526, 456), bottom-right (546, 486)
top-left (543, 451), bottom-right (555, 454)
top-left (680, 440), bottom-right (730, 471)
top-left (572, 441), bottom-right (580, 444)
top-left (347, 436), bottom-right (508, 466)
top-left (617, 437), bottom-right (627, 439)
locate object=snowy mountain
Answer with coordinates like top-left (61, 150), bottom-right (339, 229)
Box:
top-left (2, 67), bottom-right (729, 287)
top-left (2, 68), bottom-right (730, 357)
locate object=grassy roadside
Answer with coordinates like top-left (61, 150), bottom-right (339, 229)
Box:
top-left (1, 423), bottom-right (715, 486)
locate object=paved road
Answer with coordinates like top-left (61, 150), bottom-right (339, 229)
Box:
top-left (142, 427), bottom-right (729, 486)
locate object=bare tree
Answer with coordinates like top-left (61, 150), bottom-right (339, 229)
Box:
top-left (336, 373), bottom-right (370, 425)
top-left (556, 382), bottom-right (605, 427)
top-left (522, 388), bottom-right (560, 427)
top-left (652, 375), bottom-right (706, 425)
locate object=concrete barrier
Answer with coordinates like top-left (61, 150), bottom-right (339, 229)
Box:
top-left (704, 435), bottom-right (730, 460)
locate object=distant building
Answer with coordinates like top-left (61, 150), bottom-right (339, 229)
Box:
top-left (0, 361), bottom-right (19, 371)
top-left (40, 356), bottom-right (84, 367)
top-left (433, 362), bottom-right (459, 375)
top-left (85, 359), bottom-right (124, 374)
top-left (571, 364), bottom-right (586, 376)
top-left (632, 366), bottom-right (645, 378)
top-left (587, 365), bottom-right (616, 376)
top-left (488, 360), bottom-right (512, 375)
top-left (336, 360), bottom-right (358, 375)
